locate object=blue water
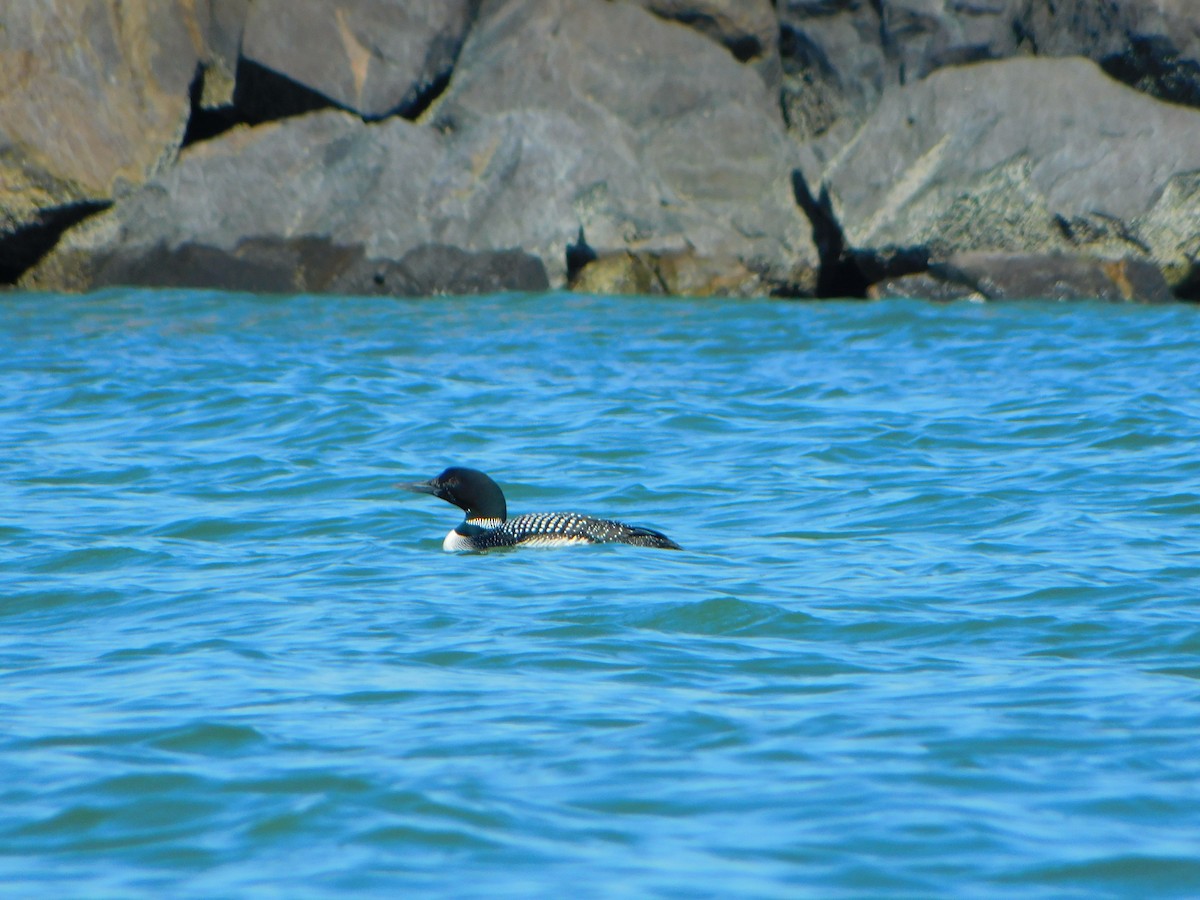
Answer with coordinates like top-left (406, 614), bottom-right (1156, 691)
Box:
top-left (2, 290), bottom-right (1200, 897)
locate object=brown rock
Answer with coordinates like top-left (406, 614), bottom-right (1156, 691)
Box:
top-left (571, 250), bottom-right (769, 297)
top-left (0, 1), bottom-right (211, 281)
top-left (570, 253), bottom-right (660, 296)
top-left (0, 1), bottom-right (203, 201)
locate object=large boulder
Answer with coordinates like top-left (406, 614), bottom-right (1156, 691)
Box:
top-left (240, 0), bottom-right (477, 120)
top-left (0, 1), bottom-right (203, 198)
top-left (778, 0), bottom-right (1024, 141)
top-left (778, 0), bottom-right (1200, 144)
top-left (23, 112), bottom-right (438, 292)
top-left (1020, 0), bottom-right (1200, 109)
top-left (0, 1), bottom-right (206, 280)
top-left (434, 0), bottom-right (817, 292)
top-left (869, 252), bottom-right (1176, 303)
top-left (799, 57), bottom-right (1200, 294)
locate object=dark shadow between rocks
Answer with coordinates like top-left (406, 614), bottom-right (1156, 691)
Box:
top-left (1172, 268), bottom-right (1200, 302)
top-left (1101, 36), bottom-right (1200, 110)
top-left (667, 12), bottom-right (764, 62)
top-left (181, 36), bottom-right (465, 149)
top-left (181, 64), bottom-right (243, 147)
top-left (400, 69), bottom-right (453, 122)
top-left (1, 201), bottom-right (111, 286)
top-left (232, 57), bottom-right (340, 127)
top-left (565, 227), bottom-right (598, 284)
top-left (181, 58), bottom-right (338, 150)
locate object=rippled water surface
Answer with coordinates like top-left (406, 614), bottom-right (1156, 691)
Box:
top-left (3, 290), bottom-right (1200, 896)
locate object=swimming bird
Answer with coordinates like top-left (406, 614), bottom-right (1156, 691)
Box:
top-left (399, 466), bottom-right (682, 552)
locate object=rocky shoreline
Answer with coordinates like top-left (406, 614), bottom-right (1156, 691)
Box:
top-left (3, 0), bottom-right (1198, 301)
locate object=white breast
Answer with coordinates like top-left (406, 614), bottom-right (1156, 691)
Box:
top-left (443, 529), bottom-right (475, 552)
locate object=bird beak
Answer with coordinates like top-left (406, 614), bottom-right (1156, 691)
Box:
top-left (397, 479), bottom-right (439, 496)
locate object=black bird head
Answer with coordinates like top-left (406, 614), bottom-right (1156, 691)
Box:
top-left (399, 467), bottom-right (508, 522)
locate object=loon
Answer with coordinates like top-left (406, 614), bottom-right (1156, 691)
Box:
top-left (399, 466), bottom-right (682, 552)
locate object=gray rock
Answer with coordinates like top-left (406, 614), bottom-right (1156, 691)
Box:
top-left (1018, 0), bottom-right (1200, 109)
top-left (360, 244), bottom-right (550, 296)
top-left (435, 0), bottom-right (817, 292)
top-left (778, 0), bottom-right (1200, 145)
top-left (778, 0), bottom-right (1024, 141)
top-left (1136, 172), bottom-right (1200, 298)
top-left (633, 0), bottom-right (781, 88)
top-left (241, 0), bottom-right (476, 120)
top-left (92, 237), bottom-right (365, 294)
top-left (801, 58), bottom-right (1200, 292)
top-left (867, 252), bottom-right (1177, 304)
top-left (929, 252), bottom-right (1176, 303)
top-left (72, 237), bottom-right (546, 296)
top-left (23, 111), bottom-right (437, 291)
